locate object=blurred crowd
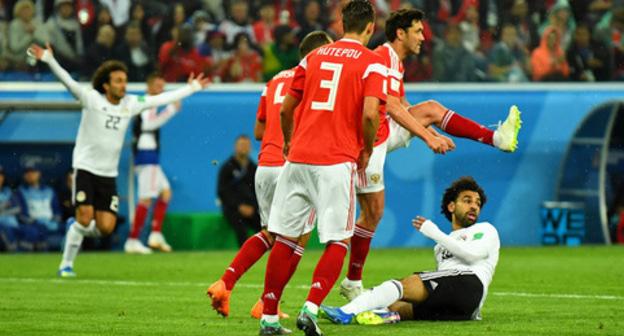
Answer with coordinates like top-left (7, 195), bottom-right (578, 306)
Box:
top-left (0, 0), bottom-right (623, 83)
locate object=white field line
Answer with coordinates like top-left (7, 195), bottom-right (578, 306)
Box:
top-left (0, 277), bottom-right (622, 301)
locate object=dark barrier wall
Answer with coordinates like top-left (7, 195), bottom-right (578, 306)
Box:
top-left (1, 84), bottom-right (622, 246)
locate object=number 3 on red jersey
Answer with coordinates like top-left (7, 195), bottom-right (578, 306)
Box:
top-left (311, 62), bottom-right (343, 111)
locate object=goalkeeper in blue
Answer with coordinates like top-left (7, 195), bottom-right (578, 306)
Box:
top-left (322, 176), bottom-right (499, 323)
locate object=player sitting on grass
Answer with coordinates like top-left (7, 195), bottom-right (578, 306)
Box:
top-left (322, 176), bottom-right (499, 324)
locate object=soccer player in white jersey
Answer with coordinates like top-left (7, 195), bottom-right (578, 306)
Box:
top-left (323, 176), bottom-right (499, 323)
top-left (28, 43), bottom-right (210, 277)
top-left (341, 8), bottom-right (520, 301)
top-left (124, 72), bottom-right (181, 254)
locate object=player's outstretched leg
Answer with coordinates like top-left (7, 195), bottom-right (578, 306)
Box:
top-left (492, 105), bottom-right (522, 152)
top-left (408, 101), bottom-right (522, 152)
top-left (207, 231), bottom-right (273, 317)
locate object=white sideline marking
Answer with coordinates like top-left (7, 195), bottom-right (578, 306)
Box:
top-left (0, 277), bottom-right (622, 301)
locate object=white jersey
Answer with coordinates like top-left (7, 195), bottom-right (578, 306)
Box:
top-left (136, 104), bottom-right (179, 151)
top-left (433, 222), bottom-right (500, 288)
top-left (42, 51), bottom-right (200, 177)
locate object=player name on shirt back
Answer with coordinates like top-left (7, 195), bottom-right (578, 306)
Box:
top-left (316, 46), bottom-right (363, 59)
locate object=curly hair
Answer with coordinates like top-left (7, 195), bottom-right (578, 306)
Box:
top-left (441, 176), bottom-right (487, 222)
top-left (385, 8), bottom-right (425, 42)
top-left (92, 60), bottom-right (128, 94)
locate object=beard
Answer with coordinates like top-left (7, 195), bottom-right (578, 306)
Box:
top-left (456, 211), bottom-right (477, 228)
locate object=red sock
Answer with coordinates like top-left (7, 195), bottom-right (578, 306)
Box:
top-left (347, 225), bottom-right (374, 281)
top-left (286, 245), bottom-right (305, 282)
top-left (151, 198), bottom-right (169, 232)
top-left (617, 212), bottom-right (624, 244)
top-left (441, 110), bottom-right (493, 145)
top-left (222, 232), bottom-right (271, 290)
top-left (130, 203), bottom-right (149, 239)
top-left (306, 241), bottom-right (349, 306)
top-left (262, 236), bottom-right (297, 315)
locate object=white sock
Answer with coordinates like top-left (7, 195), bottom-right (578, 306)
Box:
top-left (73, 220), bottom-right (101, 238)
top-left (341, 280), bottom-right (403, 315)
top-left (59, 221), bottom-right (84, 269)
top-left (493, 130), bottom-right (502, 148)
top-left (303, 301), bottom-right (319, 315)
top-left (342, 278), bottom-right (363, 288)
top-left (261, 314), bottom-right (279, 324)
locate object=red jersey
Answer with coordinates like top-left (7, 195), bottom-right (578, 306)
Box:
top-left (373, 42), bottom-right (405, 146)
top-left (287, 38), bottom-right (387, 165)
top-left (256, 69), bottom-right (295, 166)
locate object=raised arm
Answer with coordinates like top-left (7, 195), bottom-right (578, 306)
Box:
top-left (29, 43), bottom-right (87, 102)
top-left (135, 73), bottom-right (210, 112)
top-left (141, 102), bottom-right (181, 131)
top-left (413, 216), bottom-right (488, 264)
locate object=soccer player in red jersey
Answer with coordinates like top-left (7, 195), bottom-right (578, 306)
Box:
top-left (340, 8), bottom-right (522, 301)
top-left (206, 32), bottom-right (334, 319)
top-left (258, 1), bottom-right (387, 335)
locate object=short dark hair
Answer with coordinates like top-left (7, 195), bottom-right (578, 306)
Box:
top-left (441, 176), bottom-right (487, 221)
top-left (385, 8), bottom-right (424, 42)
top-left (342, 0), bottom-right (375, 34)
top-left (146, 71), bottom-right (163, 84)
top-left (299, 31), bottom-right (332, 58)
top-left (236, 134), bottom-right (250, 141)
top-left (92, 60), bottom-right (128, 93)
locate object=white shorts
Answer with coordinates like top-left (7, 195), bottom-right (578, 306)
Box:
top-left (386, 118), bottom-right (412, 153)
top-left (255, 166), bottom-right (316, 234)
top-left (135, 164), bottom-right (170, 199)
top-left (268, 161), bottom-right (357, 244)
top-left (356, 140), bottom-right (387, 194)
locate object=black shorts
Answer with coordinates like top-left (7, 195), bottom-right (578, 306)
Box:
top-left (73, 169), bottom-right (119, 214)
top-left (411, 270), bottom-right (484, 321)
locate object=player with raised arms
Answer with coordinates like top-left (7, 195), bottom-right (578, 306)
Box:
top-left (27, 43), bottom-right (210, 277)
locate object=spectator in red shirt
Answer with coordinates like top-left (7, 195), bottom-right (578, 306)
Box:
top-left (158, 24), bottom-right (211, 82)
top-left (221, 32), bottom-right (262, 83)
top-left (253, 1), bottom-right (277, 46)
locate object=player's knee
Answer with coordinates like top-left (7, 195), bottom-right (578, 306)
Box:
top-left (400, 274), bottom-right (428, 302)
top-left (98, 225), bottom-right (114, 236)
top-left (97, 221), bottom-right (116, 236)
top-left (160, 189), bottom-right (172, 202)
top-left (139, 198), bottom-right (152, 207)
top-left (75, 207), bottom-right (94, 226)
top-left (261, 230), bottom-right (275, 246)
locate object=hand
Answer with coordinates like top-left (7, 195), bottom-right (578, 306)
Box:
top-left (172, 100), bottom-right (182, 111)
top-left (357, 147), bottom-right (372, 174)
top-left (28, 42), bottom-right (53, 60)
top-left (439, 135), bottom-right (456, 151)
top-left (283, 141), bottom-right (291, 158)
top-left (238, 204), bottom-right (255, 218)
top-left (412, 215), bottom-right (427, 231)
top-left (187, 72), bottom-right (211, 89)
top-left (425, 136), bottom-right (448, 154)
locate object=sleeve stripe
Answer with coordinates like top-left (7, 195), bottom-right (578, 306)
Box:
top-left (362, 63), bottom-right (388, 79)
top-left (261, 85), bottom-right (267, 97)
top-left (388, 68), bottom-right (403, 80)
top-left (299, 56), bottom-right (308, 70)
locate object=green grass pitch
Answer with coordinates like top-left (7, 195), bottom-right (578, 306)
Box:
top-left (1, 246), bottom-right (623, 335)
